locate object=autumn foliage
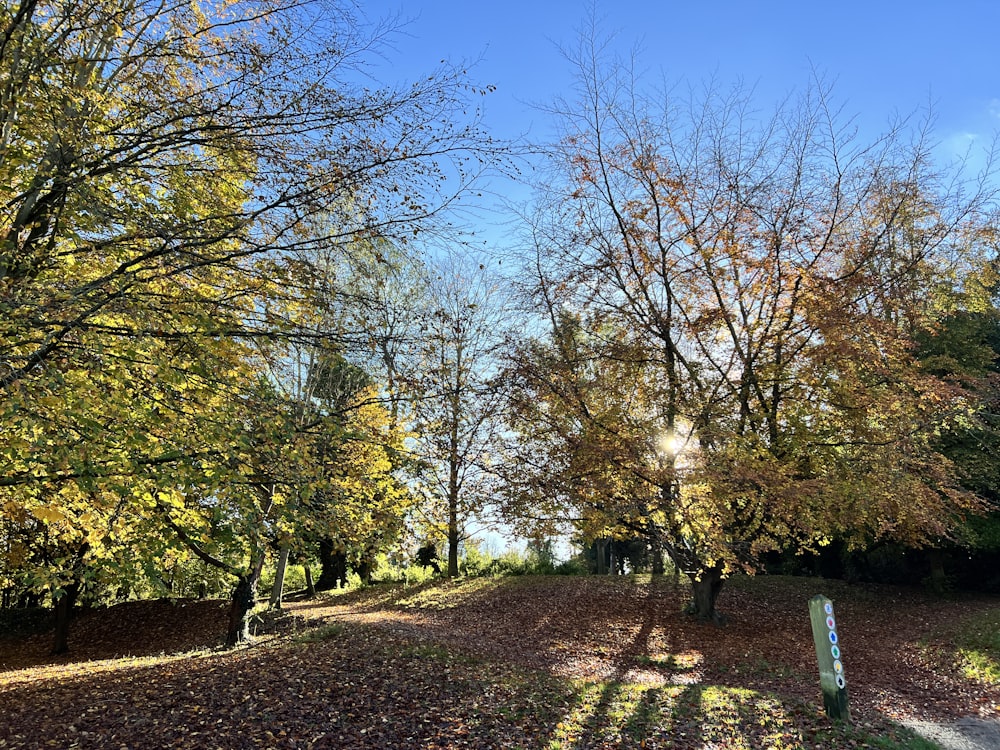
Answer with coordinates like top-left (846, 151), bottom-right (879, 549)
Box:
top-left (1, 0), bottom-right (998, 692)
top-left (503, 44), bottom-right (999, 620)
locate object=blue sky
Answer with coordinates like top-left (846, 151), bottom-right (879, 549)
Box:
top-left (356, 1), bottom-right (1000, 552)
top-left (357, 0), bottom-right (1000, 255)
top-left (362, 0), bottom-right (1000, 152)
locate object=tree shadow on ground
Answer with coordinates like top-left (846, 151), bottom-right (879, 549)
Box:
top-left (292, 574), bottom-right (1000, 724)
top-left (1, 624), bottom-right (570, 749)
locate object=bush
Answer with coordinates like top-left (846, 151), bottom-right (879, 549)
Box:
top-left (260, 563), bottom-right (308, 598)
top-left (459, 541), bottom-right (494, 577)
top-left (553, 556), bottom-right (590, 575)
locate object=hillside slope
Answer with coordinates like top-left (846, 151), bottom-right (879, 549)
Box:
top-left (1, 575), bottom-right (998, 748)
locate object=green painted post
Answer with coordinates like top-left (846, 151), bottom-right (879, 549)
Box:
top-left (808, 595), bottom-right (850, 722)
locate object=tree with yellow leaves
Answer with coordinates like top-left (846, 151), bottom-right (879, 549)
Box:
top-left (0, 0), bottom-right (498, 648)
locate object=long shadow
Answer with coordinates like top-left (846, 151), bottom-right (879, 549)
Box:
top-left (545, 676), bottom-right (946, 748)
top-left (540, 583), bottom-right (690, 747)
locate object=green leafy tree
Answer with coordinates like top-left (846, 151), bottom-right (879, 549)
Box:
top-left (916, 294), bottom-right (1000, 589)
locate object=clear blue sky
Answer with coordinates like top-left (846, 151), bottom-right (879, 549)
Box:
top-left (362, 0), bottom-right (1000, 154)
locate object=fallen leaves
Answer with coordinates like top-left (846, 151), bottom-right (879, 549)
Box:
top-left (1, 575), bottom-right (998, 748)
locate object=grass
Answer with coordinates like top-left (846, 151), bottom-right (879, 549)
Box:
top-left (537, 678), bottom-right (936, 749)
top-left (293, 622), bottom-right (344, 643)
top-left (953, 607), bottom-right (1000, 684)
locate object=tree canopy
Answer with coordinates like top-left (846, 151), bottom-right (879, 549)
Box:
top-left (504, 40), bottom-right (999, 620)
top-left (1, 5), bottom-right (998, 646)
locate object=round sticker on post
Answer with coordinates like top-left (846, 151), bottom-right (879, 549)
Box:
top-left (835, 674), bottom-right (846, 690)
top-left (834, 660), bottom-right (843, 674)
top-left (826, 616), bottom-right (836, 630)
top-left (829, 631), bottom-right (838, 645)
top-left (824, 602), bottom-right (833, 615)
top-left (831, 645), bottom-right (840, 659)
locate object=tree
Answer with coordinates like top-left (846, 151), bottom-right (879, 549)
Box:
top-left (302, 356), bottom-right (415, 592)
top-left (411, 252), bottom-right (510, 577)
top-left (0, 0), bottom-right (500, 647)
top-left (916, 294), bottom-right (1000, 590)
top-left (508, 35), bottom-right (997, 621)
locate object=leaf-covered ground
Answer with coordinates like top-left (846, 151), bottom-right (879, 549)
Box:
top-left (1, 575), bottom-right (998, 748)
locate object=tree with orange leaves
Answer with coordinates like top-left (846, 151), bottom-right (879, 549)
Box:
top-left (507, 36), bottom-right (998, 622)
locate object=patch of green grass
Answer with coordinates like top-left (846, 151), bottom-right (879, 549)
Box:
top-left (923, 607), bottom-right (1000, 685)
top-left (293, 622), bottom-right (344, 644)
top-left (393, 576), bottom-right (504, 610)
top-left (953, 608), bottom-right (1000, 684)
top-left (957, 647), bottom-right (1000, 683)
top-left (539, 680), bottom-right (940, 750)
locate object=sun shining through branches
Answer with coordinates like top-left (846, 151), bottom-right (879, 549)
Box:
top-left (504, 26), bottom-right (999, 624)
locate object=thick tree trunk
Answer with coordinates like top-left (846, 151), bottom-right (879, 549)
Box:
top-left (651, 546), bottom-right (665, 576)
top-left (927, 548), bottom-right (947, 595)
top-left (51, 580), bottom-right (80, 655)
top-left (595, 539), bottom-right (607, 575)
top-left (357, 555), bottom-right (373, 586)
top-left (269, 546), bottom-right (290, 609)
top-left (686, 564), bottom-right (726, 625)
top-left (316, 539), bottom-right (348, 590)
top-left (226, 574), bottom-right (258, 647)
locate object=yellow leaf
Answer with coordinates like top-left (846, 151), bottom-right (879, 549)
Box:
top-left (31, 505), bottom-right (67, 524)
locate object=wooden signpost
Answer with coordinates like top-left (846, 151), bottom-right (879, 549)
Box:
top-left (808, 594), bottom-right (851, 722)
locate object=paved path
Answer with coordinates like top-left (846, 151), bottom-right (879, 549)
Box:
top-left (902, 718), bottom-right (1000, 750)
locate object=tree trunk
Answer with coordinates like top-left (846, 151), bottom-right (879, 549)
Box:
top-left (595, 539), bottom-right (607, 575)
top-left (447, 507), bottom-right (460, 578)
top-left (357, 555), bottom-right (373, 586)
top-left (927, 548), bottom-right (948, 595)
top-left (304, 564), bottom-right (316, 597)
top-left (686, 564), bottom-right (726, 625)
top-left (51, 580), bottom-right (80, 655)
top-left (316, 539), bottom-right (348, 590)
top-left (226, 570), bottom-right (261, 647)
top-left (447, 429), bottom-right (461, 578)
top-left (269, 546), bottom-right (290, 609)
top-left (651, 546), bottom-right (665, 576)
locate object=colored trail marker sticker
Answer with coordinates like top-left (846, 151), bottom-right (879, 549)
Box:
top-left (809, 594), bottom-right (851, 722)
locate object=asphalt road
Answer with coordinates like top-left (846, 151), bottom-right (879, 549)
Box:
top-left (903, 718), bottom-right (1000, 750)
